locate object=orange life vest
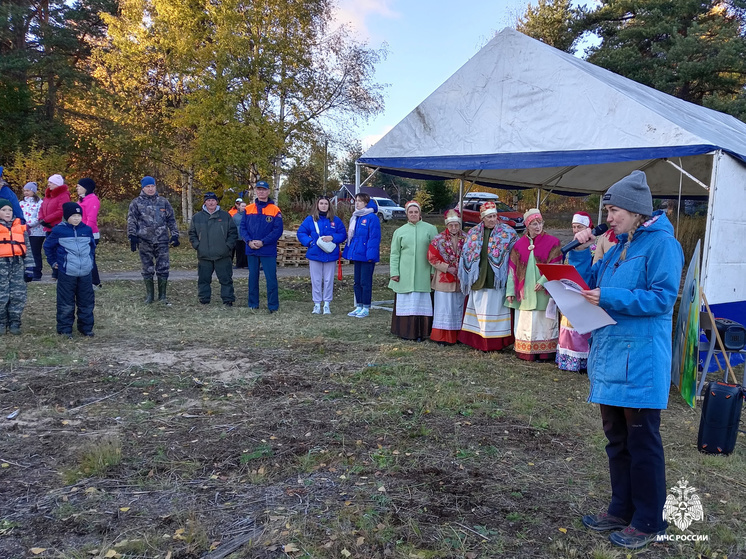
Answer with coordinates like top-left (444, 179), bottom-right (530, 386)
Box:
top-left (0, 218), bottom-right (27, 257)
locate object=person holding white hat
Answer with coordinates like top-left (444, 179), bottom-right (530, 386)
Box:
top-left (388, 200), bottom-right (438, 340)
top-left (427, 209), bottom-right (467, 344)
top-left (457, 201), bottom-right (518, 351)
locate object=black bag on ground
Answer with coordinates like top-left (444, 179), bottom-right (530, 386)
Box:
top-left (697, 381), bottom-right (743, 455)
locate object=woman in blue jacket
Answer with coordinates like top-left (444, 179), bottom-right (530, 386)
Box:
top-left (569, 171), bottom-right (684, 550)
top-left (342, 193), bottom-right (380, 318)
top-left (297, 196), bottom-right (347, 315)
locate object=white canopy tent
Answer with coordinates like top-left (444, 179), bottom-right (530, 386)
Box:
top-left (357, 27), bottom-right (746, 314)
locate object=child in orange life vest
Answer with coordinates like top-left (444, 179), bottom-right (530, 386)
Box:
top-left (0, 198), bottom-right (34, 335)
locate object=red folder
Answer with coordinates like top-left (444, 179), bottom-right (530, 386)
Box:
top-left (537, 263), bottom-right (590, 291)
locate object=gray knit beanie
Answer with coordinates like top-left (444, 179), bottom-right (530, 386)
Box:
top-left (602, 170), bottom-right (653, 216)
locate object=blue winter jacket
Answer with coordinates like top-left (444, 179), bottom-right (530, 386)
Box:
top-left (569, 211), bottom-right (684, 409)
top-left (342, 200), bottom-right (381, 263)
top-left (240, 198), bottom-right (283, 257)
top-left (297, 214), bottom-right (347, 262)
top-left (44, 221), bottom-right (96, 277)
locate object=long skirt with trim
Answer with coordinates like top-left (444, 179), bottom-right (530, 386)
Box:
top-left (458, 287), bottom-right (514, 351)
top-left (513, 308), bottom-right (558, 361)
top-left (391, 292), bottom-right (433, 340)
top-left (430, 290), bottom-right (466, 345)
top-left (556, 315), bottom-right (590, 371)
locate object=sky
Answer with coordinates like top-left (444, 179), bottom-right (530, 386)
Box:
top-left (334, 0), bottom-right (533, 151)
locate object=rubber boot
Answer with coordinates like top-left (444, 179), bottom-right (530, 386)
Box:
top-left (157, 277), bottom-right (171, 305)
top-left (144, 278), bottom-right (155, 304)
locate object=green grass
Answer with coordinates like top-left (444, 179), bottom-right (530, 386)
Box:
top-left (1, 242), bottom-right (744, 558)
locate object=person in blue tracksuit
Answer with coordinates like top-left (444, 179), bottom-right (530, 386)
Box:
top-left (44, 202), bottom-right (97, 338)
top-left (240, 181), bottom-right (283, 312)
top-left (569, 171), bottom-right (684, 550)
top-left (297, 196), bottom-right (347, 315)
top-left (342, 194), bottom-right (380, 318)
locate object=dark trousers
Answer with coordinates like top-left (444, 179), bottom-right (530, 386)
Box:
top-left (197, 257), bottom-right (235, 304)
top-left (56, 271), bottom-right (95, 335)
top-left (247, 254), bottom-right (278, 310)
top-left (601, 405), bottom-right (667, 533)
top-left (30, 235), bottom-right (45, 279)
top-left (45, 233), bottom-right (58, 279)
top-left (233, 240), bottom-right (247, 268)
top-left (353, 261), bottom-right (375, 306)
top-left (91, 238), bottom-right (101, 286)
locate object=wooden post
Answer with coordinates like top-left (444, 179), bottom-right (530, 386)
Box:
top-left (701, 289), bottom-right (739, 384)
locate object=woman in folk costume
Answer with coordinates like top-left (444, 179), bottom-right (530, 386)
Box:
top-left (556, 212), bottom-right (595, 372)
top-left (389, 200), bottom-right (438, 340)
top-left (428, 209), bottom-right (468, 345)
top-left (506, 208), bottom-right (562, 361)
top-left (457, 201), bottom-right (518, 351)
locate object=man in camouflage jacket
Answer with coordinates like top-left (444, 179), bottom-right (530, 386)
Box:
top-left (127, 176), bottom-right (179, 304)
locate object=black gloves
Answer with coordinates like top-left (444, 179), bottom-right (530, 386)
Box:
top-left (40, 220), bottom-right (51, 229)
top-left (129, 235), bottom-right (139, 252)
top-left (170, 235), bottom-right (180, 248)
top-left (24, 269), bottom-right (34, 283)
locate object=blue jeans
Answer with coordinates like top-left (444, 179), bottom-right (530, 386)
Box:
top-left (353, 261), bottom-right (375, 307)
top-left (601, 405), bottom-right (667, 533)
top-left (247, 255), bottom-right (278, 310)
top-left (56, 271), bottom-right (95, 335)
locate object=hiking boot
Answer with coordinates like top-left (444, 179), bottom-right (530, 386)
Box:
top-left (144, 278), bottom-right (155, 304)
top-left (223, 301), bottom-right (233, 307)
top-left (582, 513), bottom-right (629, 532)
top-left (609, 526), bottom-right (665, 549)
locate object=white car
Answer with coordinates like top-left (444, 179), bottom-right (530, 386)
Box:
top-left (372, 197), bottom-right (406, 221)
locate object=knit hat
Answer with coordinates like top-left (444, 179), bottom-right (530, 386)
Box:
top-left (141, 176), bottom-right (156, 188)
top-left (523, 208), bottom-right (542, 226)
top-left (63, 202), bottom-right (82, 221)
top-left (602, 170), bottom-right (653, 216)
top-left (444, 209), bottom-right (461, 225)
top-left (480, 201), bottom-right (497, 217)
top-left (0, 198), bottom-right (11, 211)
top-left (24, 181), bottom-right (38, 193)
top-left (255, 181), bottom-right (269, 190)
top-left (48, 174), bottom-right (65, 187)
top-left (572, 212), bottom-right (593, 228)
top-left (204, 192), bottom-right (218, 201)
top-left (77, 178), bottom-right (96, 195)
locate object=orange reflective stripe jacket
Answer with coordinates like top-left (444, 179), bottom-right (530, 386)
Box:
top-left (0, 218), bottom-right (27, 257)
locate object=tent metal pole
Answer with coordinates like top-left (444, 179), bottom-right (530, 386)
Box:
top-left (700, 151), bottom-right (722, 297)
top-left (664, 159), bottom-right (710, 190)
top-left (355, 163), bottom-right (361, 194)
top-left (536, 189), bottom-right (541, 209)
top-left (459, 179), bottom-right (464, 215)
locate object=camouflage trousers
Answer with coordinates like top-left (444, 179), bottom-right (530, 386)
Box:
top-left (139, 241), bottom-right (170, 279)
top-left (0, 256), bottom-right (27, 328)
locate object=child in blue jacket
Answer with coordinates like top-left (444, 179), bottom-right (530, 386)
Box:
top-left (44, 202), bottom-right (96, 337)
top-left (342, 194), bottom-right (380, 318)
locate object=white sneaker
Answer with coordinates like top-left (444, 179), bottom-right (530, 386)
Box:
top-left (348, 307), bottom-right (362, 317)
top-left (323, 302), bottom-right (331, 315)
top-left (312, 303), bottom-right (321, 314)
top-left (356, 308), bottom-right (370, 318)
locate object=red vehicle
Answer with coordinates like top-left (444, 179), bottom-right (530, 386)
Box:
top-left (458, 198), bottom-right (525, 232)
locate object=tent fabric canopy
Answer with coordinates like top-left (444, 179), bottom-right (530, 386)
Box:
top-left (359, 28), bottom-right (746, 198)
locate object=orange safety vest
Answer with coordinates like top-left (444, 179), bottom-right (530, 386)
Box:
top-left (0, 218), bottom-right (27, 257)
top-left (228, 207), bottom-right (238, 216)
